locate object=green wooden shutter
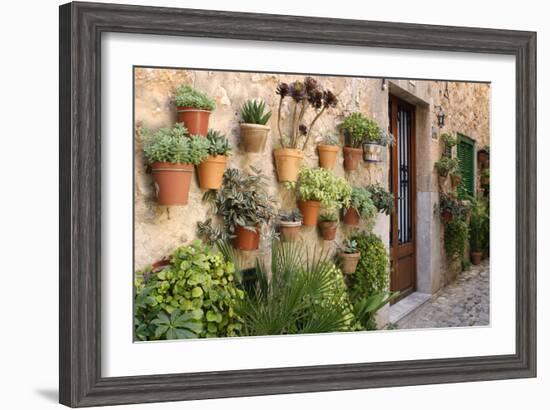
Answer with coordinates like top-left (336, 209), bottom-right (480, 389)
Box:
top-left (457, 134), bottom-right (475, 197)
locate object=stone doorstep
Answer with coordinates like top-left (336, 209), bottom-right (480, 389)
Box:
top-left (389, 292), bottom-right (432, 324)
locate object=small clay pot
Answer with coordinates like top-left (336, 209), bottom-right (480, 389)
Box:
top-left (317, 144), bottom-right (339, 169)
top-left (297, 200), bottom-right (321, 226)
top-left (151, 162), bottom-right (194, 205)
top-left (176, 106), bottom-right (211, 136)
top-left (343, 207), bottom-right (360, 226)
top-left (240, 123), bottom-right (270, 153)
top-left (340, 252), bottom-right (361, 274)
top-left (363, 143), bottom-right (383, 162)
top-left (319, 221), bottom-right (337, 241)
top-left (279, 221), bottom-right (302, 242)
top-left (233, 225), bottom-right (260, 251)
top-left (196, 155), bottom-right (227, 190)
top-left (471, 251), bottom-right (483, 265)
top-left (273, 148), bottom-right (305, 182)
top-left (343, 147), bottom-right (362, 171)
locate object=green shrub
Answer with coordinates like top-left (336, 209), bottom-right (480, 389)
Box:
top-left (175, 85), bottom-right (216, 110)
top-left (134, 240), bottom-right (245, 340)
top-left (444, 218), bottom-right (469, 260)
top-left (340, 113), bottom-right (381, 147)
top-left (143, 123), bottom-right (209, 165)
top-left (469, 196), bottom-right (489, 252)
top-left (241, 99), bottom-right (272, 125)
top-left (289, 167), bottom-right (352, 209)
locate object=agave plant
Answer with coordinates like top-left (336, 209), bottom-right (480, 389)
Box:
top-left (241, 99), bottom-right (272, 125)
top-left (222, 242), bottom-right (356, 336)
top-left (204, 129), bottom-right (231, 156)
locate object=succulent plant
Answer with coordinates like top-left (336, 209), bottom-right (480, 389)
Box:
top-left (349, 187), bottom-right (377, 220)
top-left (240, 100), bottom-right (272, 125)
top-left (278, 209), bottom-right (303, 223)
top-left (319, 210), bottom-right (338, 223)
top-left (340, 238), bottom-right (359, 254)
top-left (204, 129), bottom-right (231, 156)
top-left (175, 85), bottom-right (216, 111)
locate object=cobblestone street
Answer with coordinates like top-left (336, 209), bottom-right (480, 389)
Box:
top-left (397, 260), bottom-right (490, 329)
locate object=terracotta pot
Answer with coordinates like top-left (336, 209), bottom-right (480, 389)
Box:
top-left (478, 150), bottom-right (490, 168)
top-left (340, 252), bottom-right (361, 274)
top-left (317, 144), bottom-right (339, 169)
top-left (151, 162), bottom-right (194, 205)
top-left (343, 147), bottom-right (362, 171)
top-left (319, 221), bottom-right (337, 241)
top-left (233, 225), bottom-right (260, 251)
top-left (273, 148), bottom-right (304, 182)
top-left (176, 106), bottom-right (211, 136)
top-left (442, 209), bottom-right (453, 223)
top-left (297, 200), bottom-right (321, 226)
top-left (343, 207), bottom-right (360, 226)
top-left (240, 123), bottom-right (270, 153)
top-left (279, 221), bottom-right (302, 242)
top-left (471, 251), bottom-right (483, 265)
top-left (197, 155), bottom-right (227, 190)
top-left (363, 143), bottom-right (383, 162)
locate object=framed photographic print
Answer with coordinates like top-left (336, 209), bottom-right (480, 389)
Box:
top-left (59, 1), bottom-right (536, 407)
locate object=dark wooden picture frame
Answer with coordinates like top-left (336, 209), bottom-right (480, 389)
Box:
top-left (59, 2), bottom-right (536, 407)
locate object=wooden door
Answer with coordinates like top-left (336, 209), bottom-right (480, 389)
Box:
top-left (389, 95), bottom-right (416, 302)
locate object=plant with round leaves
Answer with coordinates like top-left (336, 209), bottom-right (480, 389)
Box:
top-left (340, 113), bottom-right (381, 148)
top-left (175, 85), bottom-right (216, 110)
top-left (319, 210), bottom-right (338, 222)
top-left (288, 167), bottom-right (351, 209)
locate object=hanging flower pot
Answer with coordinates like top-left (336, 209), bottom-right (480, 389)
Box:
top-left (279, 221), bottom-right (302, 242)
top-left (233, 225), bottom-right (260, 251)
top-left (297, 200), bottom-right (321, 226)
top-left (317, 144), bottom-right (339, 169)
top-left (343, 147), bottom-right (362, 171)
top-left (151, 162), bottom-right (194, 205)
top-left (343, 207), bottom-right (360, 225)
top-left (363, 143), bottom-right (383, 162)
top-left (176, 107), bottom-right (211, 136)
top-left (197, 155), bottom-right (227, 190)
top-left (273, 148), bottom-right (304, 182)
top-left (240, 124), bottom-right (270, 153)
top-left (319, 221), bottom-right (337, 241)
top-left (477, 149), bottom-right (490, 168)
top-left (340, 252), bottom-right (361, 274)
top-left (174, 85), bottom-right (216, 137)
top-left (471, 251), bottom-right (483, 265)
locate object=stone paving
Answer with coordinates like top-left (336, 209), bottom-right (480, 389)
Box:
top-left (397, 259), bottom-right (490, 329)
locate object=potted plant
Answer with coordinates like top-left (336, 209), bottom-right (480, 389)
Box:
top-left (363, 128), bottom-right (394, 163)
top-left (366, 184), bottom-right (395, 215)
top-left (434, 156), bottom-right (459, 178)
top-left (291, 167), bottom-right (351, 226)
top-left (441, 133), bottom-right (458, 156)
top-left (450, 168), bottom-right (462, 187)
top-left (175, 85), bottom-right (216, 136)
top-left (317, 134), bottom-right (340, 169)
top-left (439, 192), bottom-right (470, 223)
top-left (338, 238), bottom-right (361, 274)
top-left (478, 145), bottom-right (490, 168)
top-left (196, 129), bottom-right (231, 190)
top-left (239, 99), bottom-right (272, 153)
top-left (277, 209), bottom-right (303, 242)
top-left (318, 211), bottom-right (338, 240)
top-left (273, 77), bottom-right (338, 182)
top-left (343, 187), bottom-right (377, 226)
top-left (340, 112), bottom-right (368, 171)
top-left (143, 123), bottom-right (209, 205)
top-left (203, 167), bottom-right (277, 251)
top-left (469, 197), bottom-right (489, 265)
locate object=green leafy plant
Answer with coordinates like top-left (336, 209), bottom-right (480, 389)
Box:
top-left (142, 123), bottom-right (209, 165)
top-left (441, 132), bottom-right (457, 154)
top-left (340, 113), bottom-right (381, 148)
top-left (240, 99), bottom-right (272, 125)
top-left (278, 209), bottom-right (303, 223)
top-left (319, 210), bottom-right (338, 222)
top-left (339, 238), bottom-right (359, 254)
top-left (205, 129), bottom-right (231, 156)
top-left (444, 217), bottom-right (469, 260)
top-left (175, 85), bottom-right (216, 110)
top-left (469, 196), bottom-right (489, 252)
top-left (288, 167), bottom-right (352, 209)
top-left (353, 291), bottom-right (400, 329)
top-left (134, 240), bottom-right (244, 340)
top-left (203, 167), bottom-right (277, 234)
top-left (228, 242), bottom-right (355, 335)
top-left (275, 77), bottom-right (338, 149)
top-left (434, 156), bottom-right (459, 177)
top-left (439, 192), bottom-right (470, 220)
top-left (366, 184), bottom-right (394, 215)
top-left (349, 187), bottom-right (377, 221)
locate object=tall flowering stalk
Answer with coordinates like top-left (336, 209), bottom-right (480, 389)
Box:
top-left (275, 77), bottom-right (338, 150)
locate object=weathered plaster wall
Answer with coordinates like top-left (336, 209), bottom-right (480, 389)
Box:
top-left (134, 68), bottom-right (490, 322)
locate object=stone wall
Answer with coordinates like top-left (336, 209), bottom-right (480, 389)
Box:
top-left (134, 67), bottom-right (490, 304)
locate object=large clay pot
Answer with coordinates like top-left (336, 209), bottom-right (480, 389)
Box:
top-left (317, 144), bottom-right (339, 169)
top-left (343, 207), bottom-right (360, 225)
top-left (471, 251), bottom-right (483, 265)
top-left (176, 106), bottom-right (211, 136)
top-left (240, 123), bottom-right (270, 153)
top-left (197, 155), bottom-right (227, 190)
top-left (340, 252), bottom-right (361, 274)
top-left (343, 147), bottom-right (362, 171)
top-left (319, 221), bottom-right (337, 241)
top-left (233, 225), bottom-right (260, 251)
top-left (151, 162), bottom-right (194, 205)
top-left (363, 143), bottom-right (383, 162)
top-left (273, 148), bottom-right (304, 182)
top-left (297, 200), bottom-right (321, 226)
top-left (279, 221), bottom-right (302, 242)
